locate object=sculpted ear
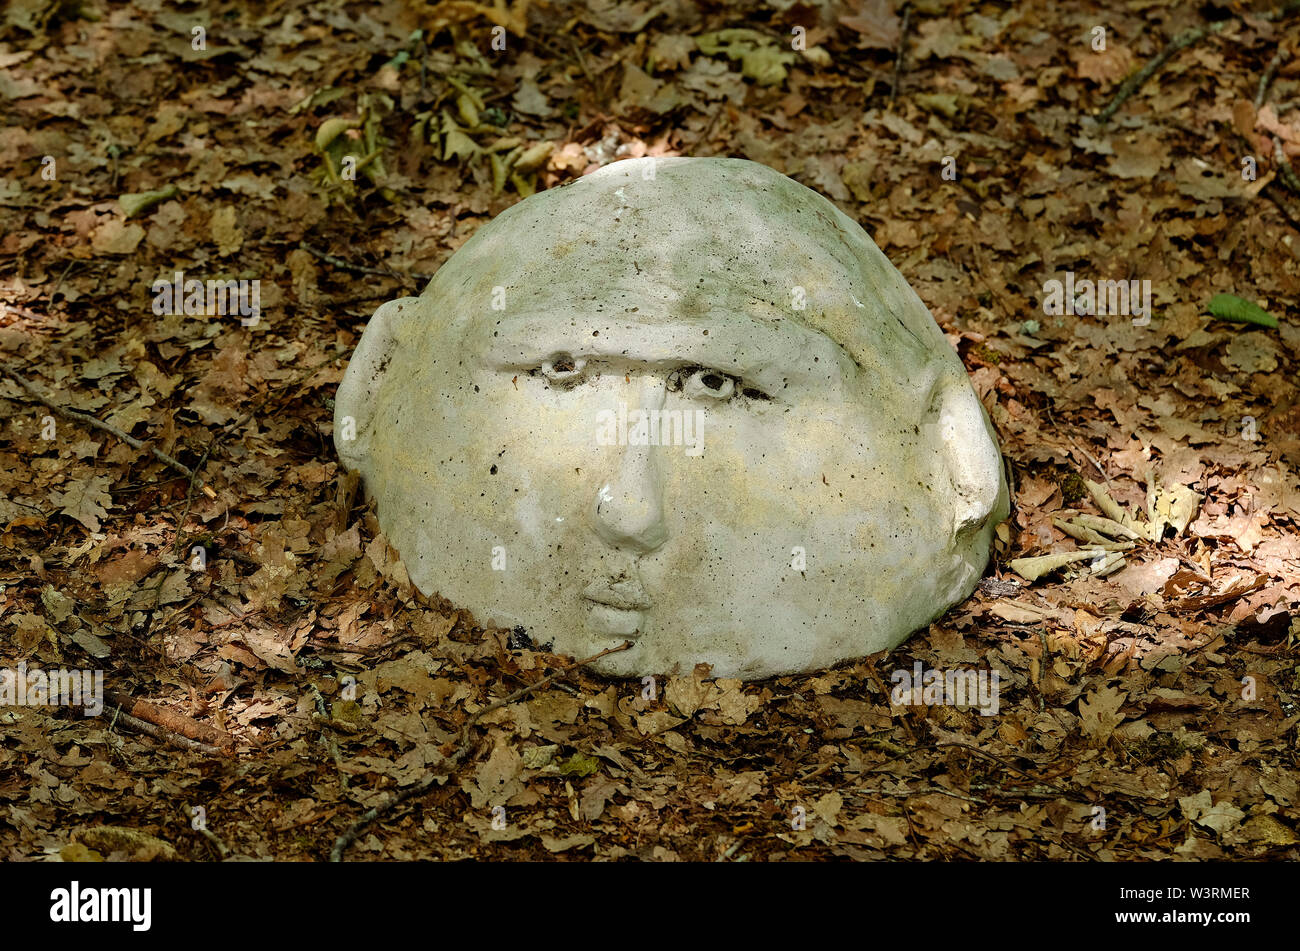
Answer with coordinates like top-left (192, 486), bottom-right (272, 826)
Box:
top-left (928, 374), bottom-right (1008, 539)
top-left (334, 297), bottom-right (419, 471)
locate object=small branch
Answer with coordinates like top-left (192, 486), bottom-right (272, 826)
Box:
top-left (50, 261), bottom-right (78, 303)
top-left (173, 440), bottom-right (216, 557)
top-left (1100, 1), bottom-right (1300, 124)
top-left (3, 367), bottom-right (197, 481)
top-left (936, 741), bottom-right (1079, 799)
top-left (568, 34), bottom-right (598, 92)
top-left (1037, 627), bottom-right (1048, 713)
top-left (690, 102), bottom-right (726, 153)
top-left (819, 783), bottom-right (987, 805)
top-left (1097, 22), bottom-right (1228, 124)
top-left (186, 808), bottom-right (231, 859)
top-left (329, 641), bottom-right (631, 862)
top-left (106, 689), bottom-right (237, 753)
top-left (299, 242), bottom-right (431, 286)
top-left (1229, 111), bottom-right (1300, 228)
top-left (889, 2), bottom-right (912, 109)
top-left (1272, 135), bottom-right (1300, 197)
top-left (110, 709), bottom-right (224, 755)
top-left (1065, 435), bottom-right (1109, 485)
top-left (1052, 834), bottom-right (1099, 862)
top-left (1255, 47), bottom-right (1300, 200)
top-left (1256, 47), bottom-right (1287, 108)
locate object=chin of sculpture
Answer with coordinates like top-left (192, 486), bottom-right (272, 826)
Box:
top-left (335, 157), bottom-right (1008, 680)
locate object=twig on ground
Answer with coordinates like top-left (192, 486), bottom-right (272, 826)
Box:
top-left (105, 689), bottom-right (237, 752)
top-left (1229, 121), bottom-right (1300, 227)
top-left (1053, 834), bottom-right (1098, 862)
top-left (1100, 1), bottom-right (1300, 123)
top-left (901, 802), bottom-right (922, 852)
top-left (109, 709), bottom-right (224, 755)
top-left (309, 685), bottom-right (352, 787)
top-left (1098, 21), bottom-right (1230, 124)
top-left (1038, 627), bottom-right (1049, 713)
top-left (568, 34), bottom-right (598, 92)
top-left (689, 102), bottom-right (726, 153)
top-left (299, 242), bottom-right (431, 286)
top-left (173, 441), bottom-right (216, 557)
top-left (804, 782), bottom-right (988, 805)
top-left (50, 261), bottom-right (78, 302)
top-left (1253, 46), bottom-right (1300, 199)
top-left (935, 741), bottom-right (1078, 798)
top-left (185, 807), bottom-right (231, 859)
top-left (799, 761), bottom-right (836, 781)
top-left (889, 2), bottom-right (912, 108)
top-left (1273, 134), bottom-right (1300, 197)
top-left (861, 660), bottom-right (919, 743)
top-left (308, 684), bottom-right (330, 719)
top-left (312, 713), bottom-right (364, 734)
top-left (839, 784), bottom-right (987, 805)
top-left (1068, 437), bottom-right (1109, 484)
top-left (3, 367), bottom-right (197, 480)
top-left (970, 781), bottom-right (1068, 799)
top-left (1256, 47), bottom-right (1288, 108)
top-left (329, 641), bottom-right (631, 862)
top-left (196, 825), bottom-right (230, 859)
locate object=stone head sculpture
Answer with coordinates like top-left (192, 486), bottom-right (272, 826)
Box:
top-left (335, 157), bottom-right (1007, 680)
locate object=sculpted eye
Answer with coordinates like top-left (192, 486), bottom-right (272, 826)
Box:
top-left (686, 369), bottom-right (734, 400)
top-left (539, 353), bottom-right (587, 383)
top-left (670, 366), bottom-right (766, 402)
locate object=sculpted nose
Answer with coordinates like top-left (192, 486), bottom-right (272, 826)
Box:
top-left (591, 378), bottom-right (669, 553)
top-left (593, 445), bottom-right (668, 552)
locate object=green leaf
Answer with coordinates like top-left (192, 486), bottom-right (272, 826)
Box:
top-left (119, 184), bottom-right (178, 218)
top-left (1207, 293), bottom-right (1278, 329)
top-left (555, 753), bottom-right (600, 777)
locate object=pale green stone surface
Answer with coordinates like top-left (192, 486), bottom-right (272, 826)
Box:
top-left (335, 157), bottom-right (1007, 679)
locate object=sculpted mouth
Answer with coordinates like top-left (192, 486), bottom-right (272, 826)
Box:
top-left (581, 577), bottom-right (652, 611)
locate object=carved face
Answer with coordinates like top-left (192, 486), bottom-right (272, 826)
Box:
top-left (335, 157), bottom-right (1007, 679)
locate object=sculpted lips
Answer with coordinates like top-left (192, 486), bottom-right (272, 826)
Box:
top-left (582, 572), bottom-right (652, 640)
top-left (581, 576), bottom-right (653, 611)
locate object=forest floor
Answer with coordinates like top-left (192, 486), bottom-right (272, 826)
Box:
top-left (1, 0), bottom-right (1298, 861)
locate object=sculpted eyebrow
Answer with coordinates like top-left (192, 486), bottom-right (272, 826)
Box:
top-left (481, 315), bottom-right (849, 393)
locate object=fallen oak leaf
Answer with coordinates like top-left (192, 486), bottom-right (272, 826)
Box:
top-left (51, 475), bottom-right (114, 531)
top-left (838, 0), bottom-right (901, 50)
top-left (1078, 685), bottom-right (1127, 739)
top-left (1179, 789), bottom-right (1245, 834)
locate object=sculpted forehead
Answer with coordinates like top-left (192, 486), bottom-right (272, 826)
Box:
top-left (476, 310), bottom-right (858, 403)
top-left (418, 158), bottom-right (946, 376)
top-left (446, 159), bottom-right (847, 319)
